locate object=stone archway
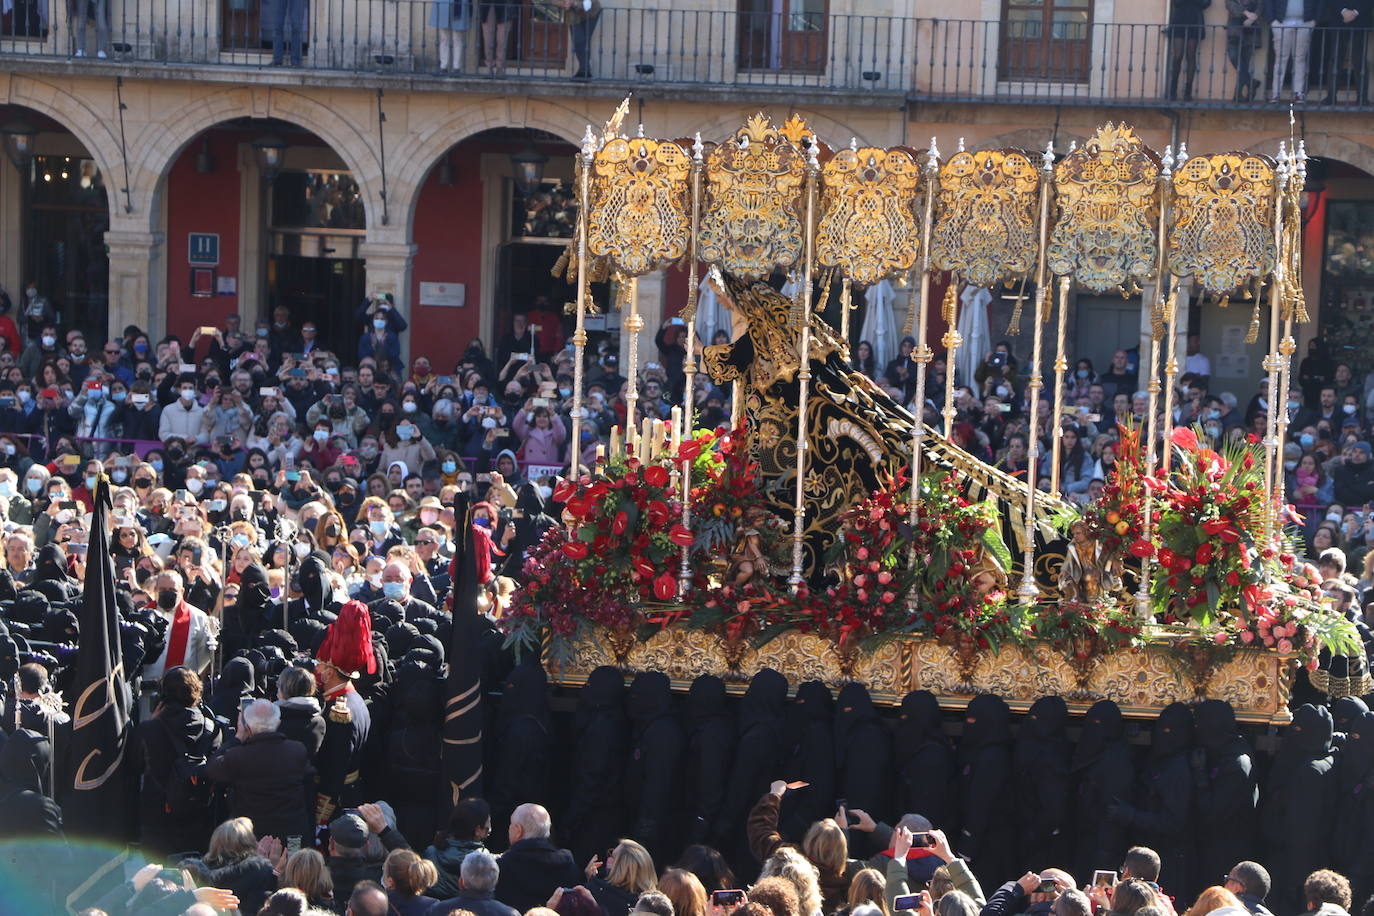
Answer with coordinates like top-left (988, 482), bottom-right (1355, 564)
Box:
top-left (128, 85), bottom-right (386, 234)
top-left (5, 77), bottom-right (125, 221)
top-left (1249, 132), bottom-right (1374, 176)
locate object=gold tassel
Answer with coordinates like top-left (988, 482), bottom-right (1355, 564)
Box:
top-left (1006, 277), bottom-right (1028, 336)
top-left (1244, 298), bottom-right (1261, 344)
top-left (552, 244), bottom-right (571, 280)
top-left (1219, 294), bottom-right (1230, 309)
top-left (1295, 292), bottom-right (1310, 324)
top-left (941, 280), bottom-right (957, 324)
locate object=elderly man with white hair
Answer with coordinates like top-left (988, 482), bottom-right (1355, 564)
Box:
top-left (367, 558), bottom-right (437, 621)
top-left (495, 803), bottom-right (583, 913)
top-left (206, 696), bottom-right (316, 844)
top-left (436, 850), bottom-right (521, 916)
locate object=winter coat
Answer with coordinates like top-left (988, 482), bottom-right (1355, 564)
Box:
top-left (495, 837), bottom-right (583, 914)
top-left (276, 696), bottom-right (326, 761)
top-left (1333, 710), bottom-right (1374, 908)
top-left (206, 730), bottom-right (315, 843)
top-left (425, 839), bottom-right (488, 901)
top-left (132, 702), bottom-right (222, 856)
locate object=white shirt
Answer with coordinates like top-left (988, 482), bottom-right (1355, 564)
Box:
top-left (145, 601), bottom-right (218, 678)
top-left (1185, 351), bottom-right (1212, 376)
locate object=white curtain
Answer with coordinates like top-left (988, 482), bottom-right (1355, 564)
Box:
top-left (957, 285), bottom-right (992, 388)
top-left (859, 279), bottom-right (899, 374)
top-left (694, 276), bottom-right (728, 349)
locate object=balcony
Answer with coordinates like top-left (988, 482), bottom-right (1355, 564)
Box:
top-left (0, 2), bottom-right (1370, 113)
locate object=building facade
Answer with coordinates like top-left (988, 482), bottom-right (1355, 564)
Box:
top-left (2, 0), bottom-right (1374, 386)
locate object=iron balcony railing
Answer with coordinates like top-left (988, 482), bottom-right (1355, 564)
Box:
top-left (1, 3), bottom-right (1371, 110)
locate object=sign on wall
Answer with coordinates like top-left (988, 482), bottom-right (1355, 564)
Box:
top-left (419, 282), bottom-right (466, 307)
top-left (188, 233), bottom-right (220, 266)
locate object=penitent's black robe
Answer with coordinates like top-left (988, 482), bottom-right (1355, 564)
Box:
top-left (684, 675), bottom-right (737, 846)
top-left (1071, 699), bottom-right (1135, 881)
top-left (1333, 710), bottom-right (1374, 911)
top-left (1264, 704), bottom-right (1335, 914)
top-left (715, 667), bottom-right (789, 873)
top-left (563, 666), bottom-right (628, 867)
top-left (895, 690), bottom-right (955, 831)
top-left (1193, 700), bottom-right (1258, 897)
top-left (780, 680), bottom-right (835, 839)
top-left (624, 671), bottom-right (685, 865)
top-left (957, 693), bottom-right (1014, 886)
top-left (834, 683), bottom-right (893, 822)
top-left (1013, 695), bottom-right (1071, 866)
top-left (1114, 701), bottom-right (1195, 898)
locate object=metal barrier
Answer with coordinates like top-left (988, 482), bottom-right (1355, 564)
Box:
top-left (3, 9), bottom-right (1370, 111)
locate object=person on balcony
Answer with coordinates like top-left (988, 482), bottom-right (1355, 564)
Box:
top-left (560, 0), bottom-right (601, 79)
top-left (1227, 0), bottom-right (1264, 100)
top-left (271, 0), bottom-right (307, 67)
top-left (67, 0), bottom-right (109, 58)
top-left (480, 0), bottom-right (512, 76)
top-left (1266, 0), bottom-right (1322, 102)
top-left (1168, 0), bottom-right (1213, 100)
top-left (1316, 1), bottom-right (1373, 103)
top-left (431, 0), bottom-right (472, 72)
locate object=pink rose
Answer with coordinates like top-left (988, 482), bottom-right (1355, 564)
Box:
top-left (856, 547), bottom-right (869, 560)
top-left (1239, 630), bottom-right (1255, 644)
top-left (881, 591), bottom-right (895, 604)
top-left (854, 575), bottom-right (868, 588)
top-left (857, 589), bottom-right (869, 603)
top-left (1263, 635), bottom-right (1276, 647)
top-left (1213, 631), bottom-right (1228, 645)
top-left (878, 571), bottom-right (893, 585)
top-left (1278, 638), bottom-right (1294, 654)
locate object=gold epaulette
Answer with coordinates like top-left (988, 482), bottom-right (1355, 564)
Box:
top-left (328, 697), bottom-right (352, 724)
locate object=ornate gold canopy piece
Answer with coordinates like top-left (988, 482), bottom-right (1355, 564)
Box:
top-left (698, 113), bottom-right (808, 281)
top-left (1170, 152), bottom-right (1277, 294)
top-left (816, 146), bottom-right (923, 287)
top-left (586, 137), bottom-right (693, 277)
top-left (1047, 124), bottom-right (1161, 293)
top-left (929, 148), bottom-right (1041, 288)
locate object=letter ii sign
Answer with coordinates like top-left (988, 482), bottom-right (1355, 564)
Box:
top-left (189, 233), bottom-right (220, 267)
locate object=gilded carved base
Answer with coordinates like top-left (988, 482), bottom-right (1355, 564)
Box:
top-left (544, 626), bottom-right (1294, 724)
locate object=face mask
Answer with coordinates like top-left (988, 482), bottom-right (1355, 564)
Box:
top-left (40, 335), bottom-right (55, 348)
top-left (373, 318), bottom-right (388, 330)
top-left (230, 534), bottom-right (251, 551)
top-left (414, 366), bottom-right (430, 377)
top-left (274, 320), bottom-right (288, 330)
top-left (133, 342), bottom-right (148, 355)
top-left (1328, 511), bottom-right (1344, 524)
top-left (0, 482), bottom-right (13, 498)
top-left (559, 387), bottom-right (571, 397)
top-left (157, 589), bottom-right (178, 610)
top-left (359, 444), bottom-right (379, 460)
top-left (1300, 433), bottom-right (1315, 448)
top-left (293, 542), bottom-right (310, 559)
top-left (109, 469), bottom-right (127, 484)
top-left (370, 520), bottom-right (389, 536)
top-left (368, 573), bottom-right (382, 588)
top-left (1207, 409), bottom-right (1220, 420)
top-left (88, 386), bottom-right (105, 401)
top-left (996, 386), bottom-right (1010, 398)
top-left (527, 412), bottom-right (536, 424)
top-left (313, 429), bottom-right (330, 442)
top-left (150, 460), bottom-right (164, 472)
top-left (256, 328), bottom-right (268, 338)
top-left (402, 401), bottom-right (418, 414)
top-left (1, 444), bottom-right (13, 457)
top-left (84, 474), bottom-right (97, 491)
top-left (474, 516), bottom-right (491, 529)
top-left (1345, 404), bottom-right (1358, 415)
top-left (481, 416), bottom-right (498, 430)
top-left (1204, 426), bottom-right (1222, 439)
top-left (186, 478), bottom-right (204, 494)
top-left (16, 391), bottom-right (30, 404)
top-left (536, 484), bottom-right (553, 501)
top-left (1075, 369), bottom-right (1088, 379)
top-left (382, 581), bottom-right (407, 600)
top-left (112, 390), bottom-right (127, 403)
top-left (25, 478), bottom-right (41, 494)
top-left (1284, 460), bottom-right (1298, 471)
top-left (442, 459), bottom-right (458, 474)
top-left (269, 586), bottom-right (282, 601)
top-left (1288, 400), bottom-right (1300, 410)
top-left (397, 425), bottom-right (413, 441)
top-left (180, 389), bottom-right (195, 402)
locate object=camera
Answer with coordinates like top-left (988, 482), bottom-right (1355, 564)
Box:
top-left (988, 351), bottom-right (1007, 368)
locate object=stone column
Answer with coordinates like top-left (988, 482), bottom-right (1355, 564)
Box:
top-left (360, 239), bottom-right (417, 362)
top-left (104, 228), bottom-right (164, 343)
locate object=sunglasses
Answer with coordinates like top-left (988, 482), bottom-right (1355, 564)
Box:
top-left (415, 540), bottom-right (436, 546)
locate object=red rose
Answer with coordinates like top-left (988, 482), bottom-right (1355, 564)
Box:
top-left (1226, 570), bottom-right (1240, 587)
top-left (653, 571), bottom-right (678, 601)
top-left (1129, 539), bottom-right (1155, 558)
top-left (644, 465), bottom-right (670, 488)
top-left (562, 541), bottom-right (589, 559)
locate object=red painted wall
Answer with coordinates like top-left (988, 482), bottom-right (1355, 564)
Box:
top-left (408, 142), bottom-right (485, 373)
top-left (164, 130), bottom-right (243, 342)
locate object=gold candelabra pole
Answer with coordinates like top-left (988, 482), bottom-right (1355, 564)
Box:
top-left (623, 275), bottom-right (642, 455)
top-left (1134, 144), bottom-right (1175, 621)
top-left (941, 278), bottom-right (962, 440)
top-left (905, 139), bottom-right (940, 617)
top-left (679, 133), bottom-right (704, 596)
top-left (1160, 142), bottom-right (1188, 476)
top-left (789, 137), bottom-right (820, 592)
top-left (1274, 140), bottom-right (1306, 521)
top-left (1049, 275), bottom-right (1071, 495)
top-left (569, 126), bottom-right (596, 480)
top-left (1261, 141), bottom-right (1294, 546)
top-left (1018, 140), bottom-right (1055, 604)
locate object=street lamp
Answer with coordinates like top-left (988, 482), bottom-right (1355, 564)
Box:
top-left (0, 121), bottom-right (38, 173)
top-left (509, 140), bottom-right (548, 196)
top-left (252, 134), bottom-right (288, 182)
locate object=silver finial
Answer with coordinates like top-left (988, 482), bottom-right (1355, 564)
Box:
top-left (692, 132), bottom-right (703, 161)
top-left (581, 125), bottom-right (597, 158)
top-left (957, 137), bottom-right (965, 153)
top-left (850, 137), bottom-right (858, 152)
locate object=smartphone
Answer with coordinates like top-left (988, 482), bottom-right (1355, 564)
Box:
top-left (179, 364), bottom-right (196, 374)
top-left (516, 353), bottom-right (531, 361)
top-left (192, 546), bottom-right (203, 564)
top-left (835, 798), bottom-right (847, 812)
top-left (60, 500), bottom-right (79, 512)
top-left (437, 376), bottom-right (454, 386)
top-left (207, 498), bottom-right (226, 512)
top-left (60, 454), bottom-right (81, 469)
top-left (85, 379), bottom-right (102, 390)
top-left (999, 403), bottom-right (1011, 413)
top-left (115, 457), bottom-right (131, 468)
top-left (1037, 881), bottom-right (1057, 894)
top-left (341, 455), bottom-right (359, 467)
top-left (910, 831), bottom-right (935, 848)
top-left (260, 387), bottom-right (279, 398)
top-left (175, 489), bottom-right (191, 502)
top-left (286, 835), bottom-right (302, 854)
top-left (893, 895), bottom-right (923, 912)
top-left (68, 541), bottom-right (88, 555)
top-left (283, 454), bottom-right (295, 471)
top-left (132, 393), bottom-right (149, 406)
top-left (532, 397), bottom-right (550, 408)
top-left (287, 368), bottom-right (309, 378)
top-left (0, 396), bottom-right (14, 408)
top-left (712, 891), bottom-right (746, 907)
top-left (200, 326), bottom-right (219, 337)
top-left (286, 471), bottom-right (301, 483)
top-left (495, 428), bottom-right (510, 438)
top-left (477, 473), bottom-right (491, 483)
top-left (39, 387), bottom-right (59, 400)
top-left (1093, 871), bottom-right (1117, 888)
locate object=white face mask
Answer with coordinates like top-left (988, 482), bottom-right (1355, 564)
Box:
top-left (185, 478), bottom-right (204, 493)
top-left (180, 389), bottom-right (196, 402)
top-left (293, 542), bottom-right (310, 559)
top-left (40, 335), bottom-right (55, 348)
top-left (402, 401), bottom-right (418, 414)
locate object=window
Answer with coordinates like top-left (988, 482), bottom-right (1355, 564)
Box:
top-left (737, 0), bottom-right (828, 74)
top-left (999, 0), bottom-right (1092, 82)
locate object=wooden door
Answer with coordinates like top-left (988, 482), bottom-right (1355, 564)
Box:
top-left (489, 0), bottom-right (567, 67)
top-left (737, 0), bottom-right (827, 73)
top-left (999, 0), bottom-right (1092, 82)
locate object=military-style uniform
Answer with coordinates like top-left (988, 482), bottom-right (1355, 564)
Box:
top-left (315, 681), bottom-right (371, 826)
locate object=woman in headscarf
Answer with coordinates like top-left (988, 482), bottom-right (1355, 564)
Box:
top-left (1192, 700), bottom-right (1258, 900)
top-left (894, 690), bottom-right (954, 831)
top-left (834, 683), bottom-right (891, 822)
top-left (716, 668), bottom-right (788, 866)
top-left (1264, 704), bottom-right (1335, 913)
top-left (624, 670), bottom-right (685, 865)
top-left (956, 693), bottom-right (1014, 883)
top-left (564, 665), bottom-right (628, 867)
top-left (684, 675), bottom-right (737, 846)
top-left (1071, 699), bottom-right (1134, 884)
top-left (779, 680), bottom-right (834, 839)
top-left (1013, 696), bottom-right (1071, 865)
top-left (1108, 702), bottom-right (1194, 898)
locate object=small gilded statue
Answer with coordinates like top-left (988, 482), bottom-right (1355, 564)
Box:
top-left (1059, 518), bottom-right (1123, 602)
top-left (726, 505), bottom-right (775, 588)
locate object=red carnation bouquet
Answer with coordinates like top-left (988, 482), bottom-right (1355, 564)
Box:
top-left (502, 455), bottom-right (695, 658)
